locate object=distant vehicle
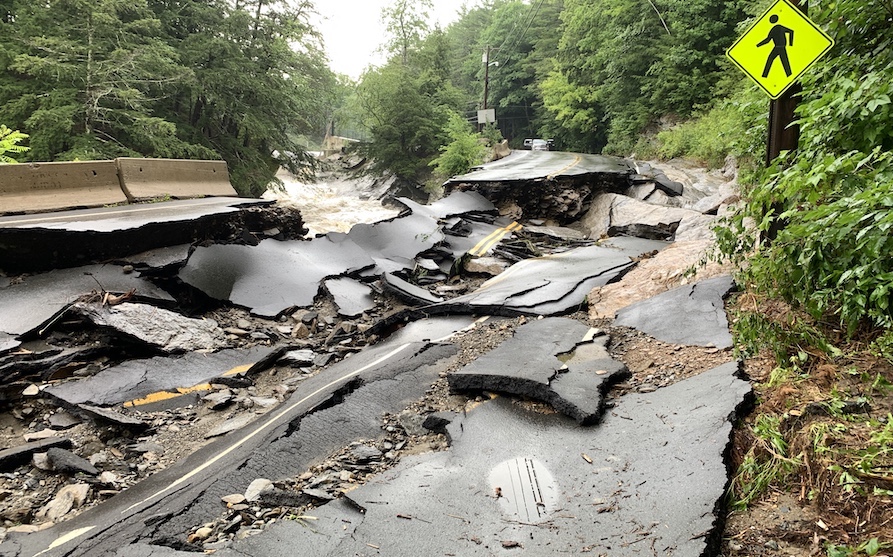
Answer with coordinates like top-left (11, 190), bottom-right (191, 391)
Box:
top-left (523, 138), bottom-right (553, 151)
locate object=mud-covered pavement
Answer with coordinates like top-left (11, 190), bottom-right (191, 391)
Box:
top-left (0, 155), bottom-right (747, 556)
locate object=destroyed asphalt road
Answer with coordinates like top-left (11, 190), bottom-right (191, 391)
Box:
top-left (1, 318), bottom-right (477, 557)
top-left (0, 154), bottom-right (746, 556)
top-left (207, 362), bottom-right (751, 557)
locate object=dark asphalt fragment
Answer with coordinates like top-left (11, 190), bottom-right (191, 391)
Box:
top-left (449, 317), bottom-right (627, 424)
top-left (0, 333), bottom-right (20, 354)
top-left (76, 405), bottom-right (149, 430)
top-left (0, 264), bottom-right (175, 337)
top-left (46, 448), bottom-right (99, 476)
top-left (225, 361), bottom-right (751, 557)
top-left (431, 238), bottom-right (666, 316)
top-left (45, 346), bottom-right (276, 408)
top-left (614, 275), bottom-right (735, 348)
top-left (71, 302), bottom-right (228, 353)
top-left (324, 278), bottom-right (375, 318)
top-left (0, 437), bottom-right (73, 472)
top-left (180, 236), bottom-right (374, 317)
top-left (381, 273), bottom-right (443, 306)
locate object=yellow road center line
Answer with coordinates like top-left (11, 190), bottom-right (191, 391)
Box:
top-left (469, 222), bottom-right (522, 256)
top-left (547, 155), bottom-right (582, 180)
top-left (122, 364), bottom-right (254, 408)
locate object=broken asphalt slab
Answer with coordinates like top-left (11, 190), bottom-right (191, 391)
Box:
top-left (72, 302), bottom-right (228, 353)
top-left (44, 346), bottom-right (276, 409)
top-left (323, 278), bottom-right (375, 318)
top-left (0, 264), bottom-right (176, 337)
top-left (0, 198), bottom-right (273, 274)
top-left (1, 318), bottom-right (475, 556)
top-left (429, 237), bottom-right (668, 316)
top-left (178, 192), bottom-right (516, 317)
top-left (222, 361), bottom-right (752, 557)
top-left (179, 234), bottom-right (374, 317)
top-left (446, 151), bottom-right (632, 183)
top-left (395, 190), bottom-right (496, 219)
top-left (614, 275), bottom-right (736, 348)
top-left (449, 317), bottom-right (628, 424)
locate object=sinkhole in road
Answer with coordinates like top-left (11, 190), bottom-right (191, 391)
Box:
top-left (489, 457), bottom-right (559, 523)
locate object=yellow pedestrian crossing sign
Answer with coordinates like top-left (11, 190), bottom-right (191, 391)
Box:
top-left (726, 0), bottom-right (834, 99)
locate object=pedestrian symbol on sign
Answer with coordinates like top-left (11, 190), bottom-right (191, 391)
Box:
top-left (726, 0), bottom-right (834, 99)
top-left (757, 15), bottom-right (794, 78)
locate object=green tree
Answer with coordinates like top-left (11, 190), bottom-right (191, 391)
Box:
top-left (429, 111), bottom-right (488, 179)
top-left (355, 0), bottom-right (461, 182)
top-left (0, 0), bottom-right (194, 161)
top-left (151, 0), bottom-right (336, 195)
top-left (544, 0), bottom-right (745, 153)
top-left (724, 0), bottom-right (893, 335)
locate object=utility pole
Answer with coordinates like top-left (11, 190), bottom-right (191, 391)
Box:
top-left (483, 46), bottom-right (491, 111)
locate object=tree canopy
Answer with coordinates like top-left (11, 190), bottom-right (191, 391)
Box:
top-left (0, 0), bottom-right (336, 195)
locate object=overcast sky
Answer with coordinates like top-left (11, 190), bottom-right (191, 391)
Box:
top-left (313, 0), bottom-right (474, 79)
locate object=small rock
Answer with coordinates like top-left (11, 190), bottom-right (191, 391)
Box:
top-left (250, 397), bottom-right (279, 409)
top-left (188, 526), bottom-right (214, 543)
top-left (350, 444), bottom-right (383, 463)
top-left (237, 319), bottom-right (252, 330)
top-left (222, 493), bottom-right (247, 505)
top-left (203, 390), bottom-right (234, 410)
top-left (32, 452), bottom-right (52, 471)
top-left (46, 448), bottom-right (99, 476)
top-left (122, 264), bottom-right (134, 274)
top-left (464, 257), bottom-right (508, 276)
top-left (129, 442), bottom-right (164, 455)
top-left (23, 429), bottom-right (58, 442)
top-left (7, 525), bottom-right (40, 534)
top-left (99, 471), bottom-right (119, 486)
top-left (48, 411), bottom-right (81, 430)
top-left (22, 384), bottom-right (40, 397)
top-left (290, 323), bottom-right (311, 339)
top-left (36, 483), bottom-right (90, 522)
top-left (250, 332), bottom-right (270, 341)
top-left (300, 312), bottom-right (318, 325)
top-left (244, 478), bottom-right (273, 502)
top-left (224, 327), bottom-right (250, 337)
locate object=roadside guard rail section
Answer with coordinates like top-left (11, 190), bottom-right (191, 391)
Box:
top-left (0, 158), bottom-right (237, 215)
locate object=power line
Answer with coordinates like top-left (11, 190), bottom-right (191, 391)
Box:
top-left (494, 0), bottom-right (547, 67)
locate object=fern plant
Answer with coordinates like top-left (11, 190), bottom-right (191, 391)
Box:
top-left (0, 125), bottom-right (29, 163)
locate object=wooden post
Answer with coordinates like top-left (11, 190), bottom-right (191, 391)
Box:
top-left (763, 0), bottom-right (805, 242)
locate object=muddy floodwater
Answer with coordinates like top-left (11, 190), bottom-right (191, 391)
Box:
top-left (264, 169), bottom-right (400, 235)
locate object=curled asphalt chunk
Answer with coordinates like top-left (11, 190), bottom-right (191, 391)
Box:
top-left (448, 317), bottom-right (628, 424)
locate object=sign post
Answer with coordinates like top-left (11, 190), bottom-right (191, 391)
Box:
top-left (726, 0), bottom-right (833, 239)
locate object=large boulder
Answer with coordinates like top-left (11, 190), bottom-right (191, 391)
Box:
top-left (579, 193), bottom-right (706, 241)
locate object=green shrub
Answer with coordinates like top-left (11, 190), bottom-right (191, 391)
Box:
top-left (429, 111), bottom-right (488, 180)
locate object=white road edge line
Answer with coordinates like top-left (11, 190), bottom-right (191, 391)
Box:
top-left (37, 317), bottom-right (490, 555)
